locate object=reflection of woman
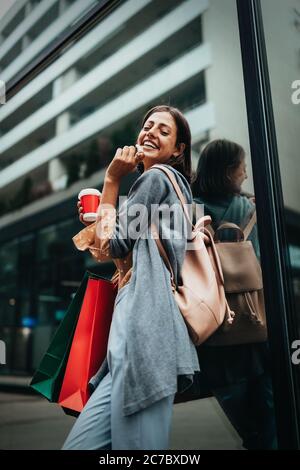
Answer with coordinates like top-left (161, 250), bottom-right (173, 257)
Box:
top-left (192, 139), bottom-right (277, 450)
top-left (62, 106), bottom-right (199, 450)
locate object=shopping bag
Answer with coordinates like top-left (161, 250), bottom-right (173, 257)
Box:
top-left (30, 272), bottom-right (89, 401)
top-left (58, 275), bottom-right (117, 415)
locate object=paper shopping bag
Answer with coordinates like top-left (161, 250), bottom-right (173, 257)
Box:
top-left (30, 272), bottom-right (89, 401)
top-left (58, 275), bottom-right (117, 415)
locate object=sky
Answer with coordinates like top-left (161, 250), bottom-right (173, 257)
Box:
top-left (0, 0), bottom-right (17, 21)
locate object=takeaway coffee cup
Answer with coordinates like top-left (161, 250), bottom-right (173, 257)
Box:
top-left (78, 188), bottom-right (101, 222)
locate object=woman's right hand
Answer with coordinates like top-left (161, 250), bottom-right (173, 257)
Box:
top-left (77, 201), bottom-right (94, 226)
top-left (105, 146), bottom-right (144, 183)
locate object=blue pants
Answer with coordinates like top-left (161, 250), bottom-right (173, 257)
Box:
top-left (62, 284), bottom-right (175, 450)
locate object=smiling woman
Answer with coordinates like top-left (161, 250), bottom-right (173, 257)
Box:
top-left (63, 105), bottom-right (199, 450)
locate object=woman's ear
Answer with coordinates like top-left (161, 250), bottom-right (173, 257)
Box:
top-left (173, 143), bottom-right (186, 157)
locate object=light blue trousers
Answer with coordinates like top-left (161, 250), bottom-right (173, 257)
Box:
top-left (62, 284), bottom-right (175, 450)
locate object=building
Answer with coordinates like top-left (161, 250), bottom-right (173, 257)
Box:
top-left (0, 0), bottom-right (215, 374)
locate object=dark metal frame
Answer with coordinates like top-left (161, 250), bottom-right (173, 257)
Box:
top-left (236, 0), bottom-right (300, 449)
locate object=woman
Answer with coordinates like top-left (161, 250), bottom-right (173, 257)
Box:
top-left (192, 139), bottom-right (277, 450)
top-left (62, 106), bottom-right (199, 450)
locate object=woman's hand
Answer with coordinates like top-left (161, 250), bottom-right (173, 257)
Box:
top-left (77, 201), bottom-right (94, 226)
top-left (105, 146), bottom-right (144, 183)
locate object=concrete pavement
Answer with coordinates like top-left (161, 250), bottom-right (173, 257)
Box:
top-left (0, 390), bottom-right (243, 450)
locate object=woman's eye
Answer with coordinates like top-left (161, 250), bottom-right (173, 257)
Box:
top-left (143, 126), bottom-right (150, 131)
top-left (161, 131), bottom-right (168, 136)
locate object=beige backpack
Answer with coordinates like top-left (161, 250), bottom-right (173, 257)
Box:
top-left (205, 211), bottom-right (268, 345)
top-left (150, 165), bottom-right (231, 346)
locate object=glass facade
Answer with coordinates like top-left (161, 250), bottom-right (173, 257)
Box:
top-left (0, 0), bottom-right (209, 375)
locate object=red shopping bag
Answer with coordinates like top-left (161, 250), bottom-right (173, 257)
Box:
top-left (58, 275), bottom-right (117, 415)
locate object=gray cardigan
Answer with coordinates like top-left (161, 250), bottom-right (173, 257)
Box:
top-left (89, 165), bottom-right (200, 416)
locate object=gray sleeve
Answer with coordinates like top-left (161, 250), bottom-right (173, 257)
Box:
top-left (109, 169), bottom-right (169, 259)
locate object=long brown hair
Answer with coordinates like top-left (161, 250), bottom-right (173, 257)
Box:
top-left (138, 105), bottom-right (192, 183)
top-left (192, 139), bottom-right (245, 197)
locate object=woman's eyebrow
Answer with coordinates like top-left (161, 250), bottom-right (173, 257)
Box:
top-left (145, 120), bottom-right (172, 130)
top-left (159, 123), bottom-right (171, 130)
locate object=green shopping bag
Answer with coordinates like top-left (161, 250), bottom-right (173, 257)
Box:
top-left (30, 272), bottom-right (90, 401)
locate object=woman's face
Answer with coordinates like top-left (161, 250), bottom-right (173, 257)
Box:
top-left (137, 111), bottom-right (184, 170)
top-left (228, 158), bottom-right (248, 193)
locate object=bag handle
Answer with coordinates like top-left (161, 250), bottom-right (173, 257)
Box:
top-left (214, 222), bottom-right (244, 242)
top-left (213, 208), bottom-right (257, 242)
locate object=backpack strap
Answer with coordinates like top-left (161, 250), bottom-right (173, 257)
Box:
top-left (243, 210), bottom-right (257, 241)
top-left (149, 165), bottom-right (224, 288)
top-left (148, 164), bottom-right (187, 289)
top-left (150, 164), bottom-right (192, 226)
top-left (151, 223), bottom-right (176, 290)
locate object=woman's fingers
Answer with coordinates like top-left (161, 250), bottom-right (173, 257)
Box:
top-left (119, 145), bottom-right (138, 160)
top-left (121, 146), bottom-right (130, 159)
top-left (135, 151), bottom-right (144, 162)
top-left (128, 145), bottom-right (136, 159)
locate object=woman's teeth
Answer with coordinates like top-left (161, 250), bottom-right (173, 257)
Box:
top-left (143, 141), bottom-right (157, 149)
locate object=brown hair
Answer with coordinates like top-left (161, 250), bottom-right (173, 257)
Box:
top-left (192, 139), bottom-right (245, 197)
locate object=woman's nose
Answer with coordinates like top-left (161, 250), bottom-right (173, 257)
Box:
top-left (147, 127), bottom-right (158, 138)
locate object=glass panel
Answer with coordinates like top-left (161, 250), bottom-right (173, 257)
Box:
top-left (0, 0), bottom-right (97, 81)
top-left (0, 0), bottom-right (205, 211)
top-left (0, 240), bottom-right (18, 326)
top-left (261, 0), bottom-right (300, 430)
top-left (0, 0), bottom-right (278, 449)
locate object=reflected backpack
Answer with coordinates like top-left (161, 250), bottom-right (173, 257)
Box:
top-left (205, 211), bottom-right (268, 345)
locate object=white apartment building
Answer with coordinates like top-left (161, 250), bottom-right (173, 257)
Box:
top-left (0, 0), bottom-right (216, 373)
top-left (0, 0), bottom-right (299, 374)
top-left (0, 0), bottom-right (214, 216)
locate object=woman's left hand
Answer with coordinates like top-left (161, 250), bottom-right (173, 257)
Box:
top-left (106, 146), bottom-right (144, 183)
